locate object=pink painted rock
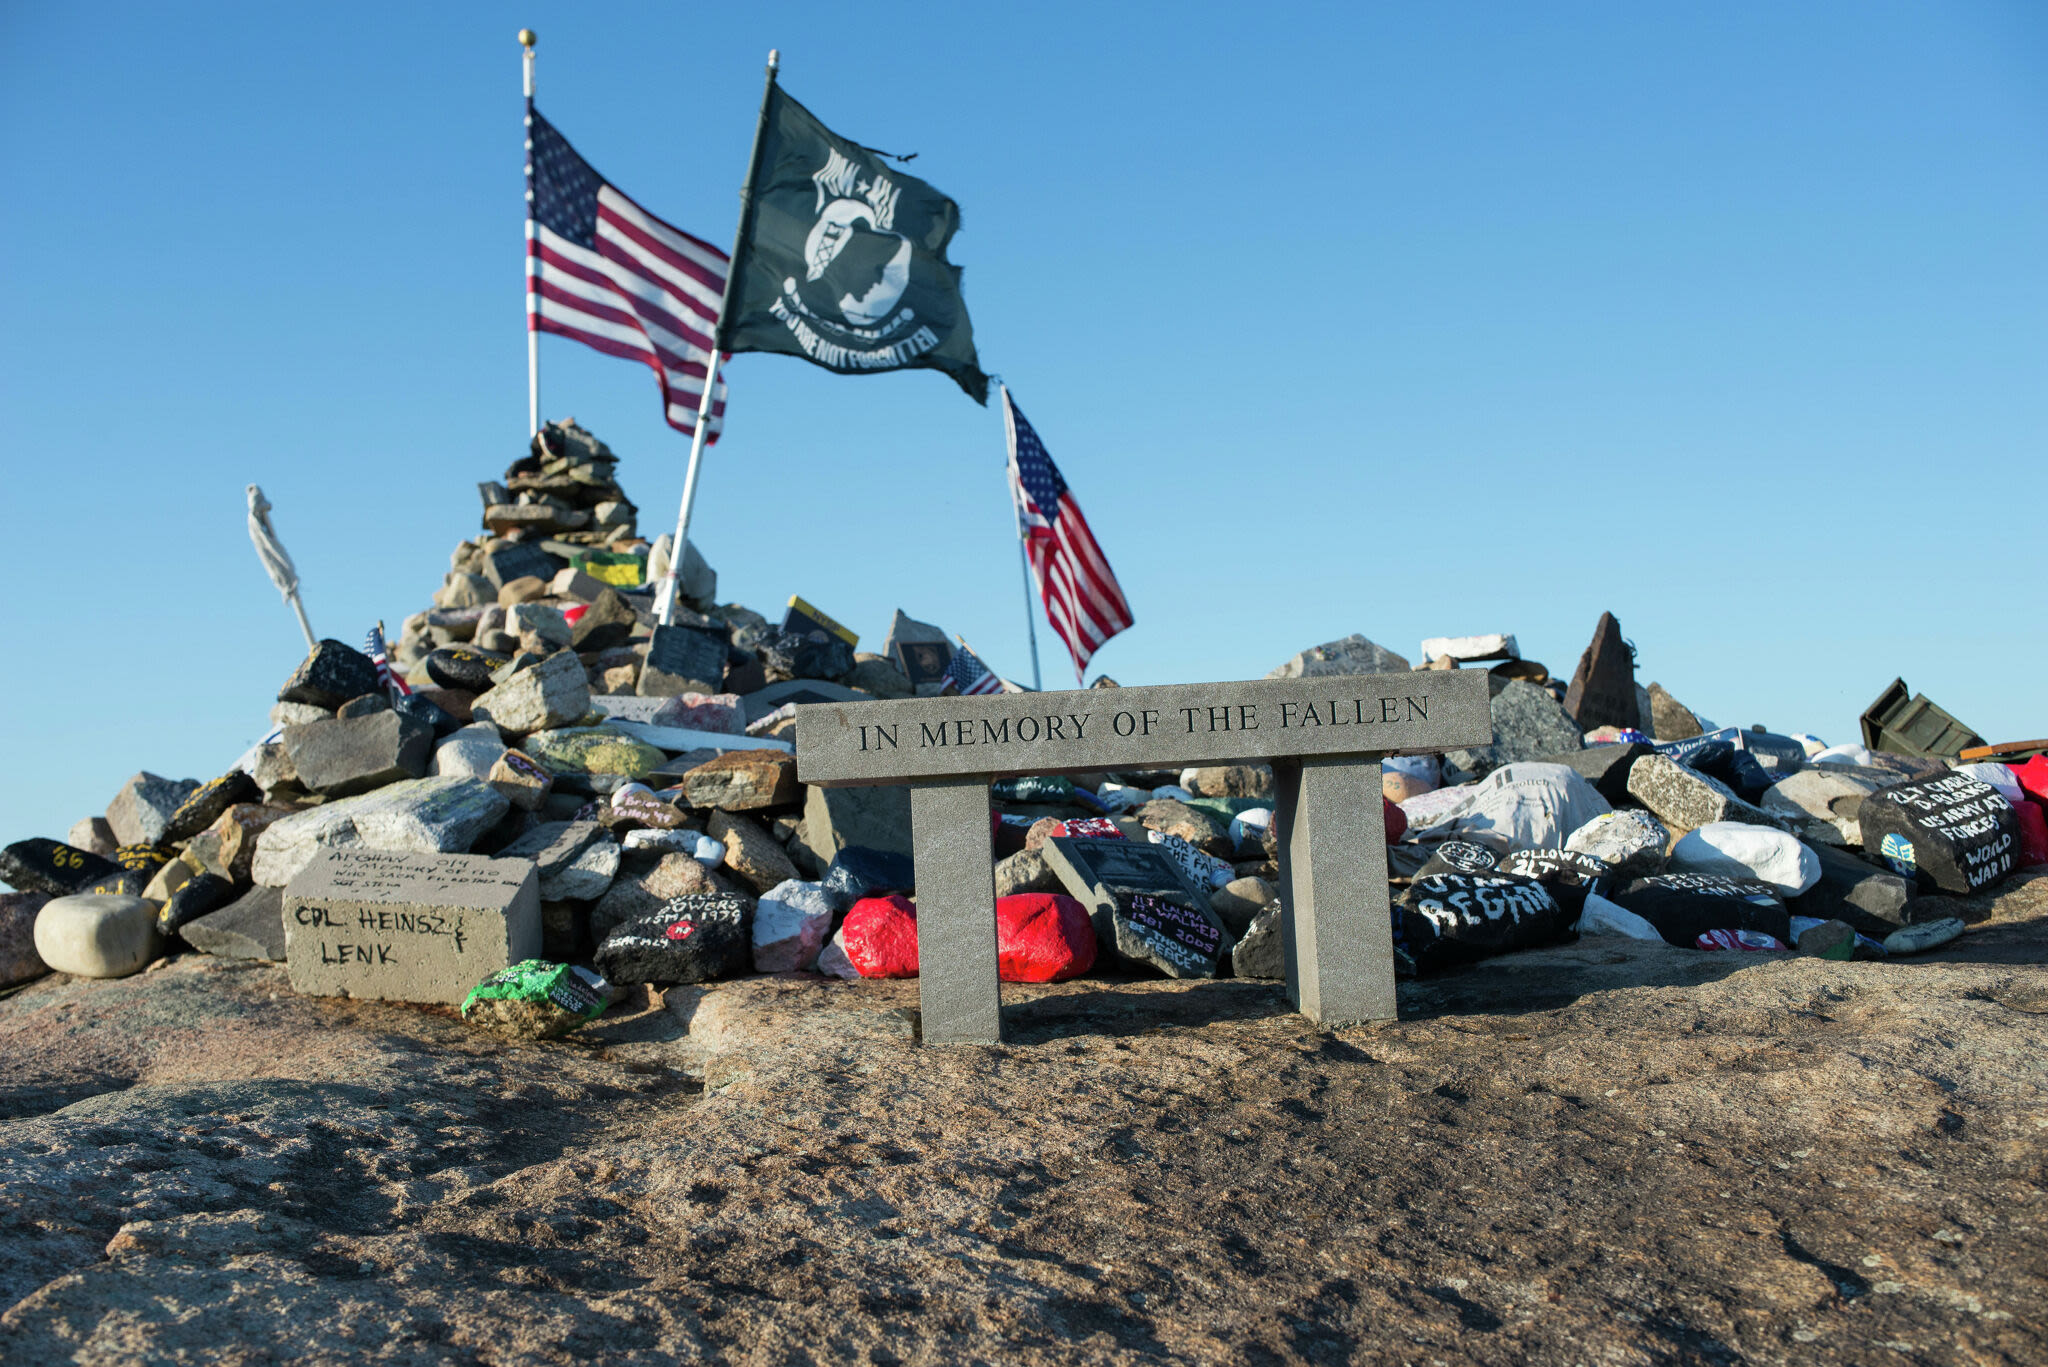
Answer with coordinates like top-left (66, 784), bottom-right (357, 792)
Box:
top-left (997, 893), bottom-right (1096, 983)
top-left (842, 894), bottom-right (919, 979)
top-left (1384, 798), bottom-right (1407, 844)
top-left (2014, 797), bottom-right (2048, 868)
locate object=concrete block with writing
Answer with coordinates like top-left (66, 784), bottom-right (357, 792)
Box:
top-left (283, 849), bottom-right (539, 1004)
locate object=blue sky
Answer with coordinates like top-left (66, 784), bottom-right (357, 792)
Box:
top-left (2, 2), bottom-right (2043, 845)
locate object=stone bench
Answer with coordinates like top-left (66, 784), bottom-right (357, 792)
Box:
top-left (794, 672), bottom-right (1491, 1044)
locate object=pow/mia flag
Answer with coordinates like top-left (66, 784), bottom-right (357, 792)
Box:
top-left (722, 85), bottom-right (988, 404)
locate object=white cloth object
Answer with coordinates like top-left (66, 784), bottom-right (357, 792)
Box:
top-left (1668, 822), bottom-right (1821, 895)
top-left (246, 485), bottom-right (301, 601)
top-left (1792, 733), bottom-right (1829, 759)
top-left (1094, 782), bottom-right (1150, 813)
top-left (1575, 891), bottom-right (1663, 941)
top-left (1405, 762), bottom-right (1612, 851)
top-left (1811, 742), bottom-right (1881, 768)
top-left (1382, 754), bottom-right (1440, 782)
top-left (1951, 762), bottom-right (2023, 804)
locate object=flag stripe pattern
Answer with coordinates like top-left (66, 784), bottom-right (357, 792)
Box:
top-left (945, 642), bottom-right (1005, 696)
top-left (1003, 389), bottom-right (1134, 680)
top-left (527, 105), bottom-right (729, 440)
top-left (364, 626), bottom-right (412, 698)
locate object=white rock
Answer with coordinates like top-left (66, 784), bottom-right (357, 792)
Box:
top-left (1951, 763), bottom-right (2023, 804)
top-left (1669, 822), bottom-right (1821, 895)
top-left (1419, 633), bottom-right (1518, 663)
top-left (270, 701), bottom-right (331, 727)
top-left (1564, 810), bottom-right (1668, 878)
top-left (507, 602), bottom-right (573, 647)
top-left (815, 926), bottom-right (860, 980)
top-left (622, 828), bottom-right (698, 854)
top-left (1575, 891), bottom-right (1662, 941)
top-left (1762, 769), bottom-right (1885, 846)
top-left (431, 722), bottom-right (507, 780)
top-left (1407, 762), bottom-right (1611, 851)
top-left (753, 879), bottom-right (835, 973)
top-left (34, 895), bottom-right (163, 978)
top-left (253, 777), bottom-right (509, 886)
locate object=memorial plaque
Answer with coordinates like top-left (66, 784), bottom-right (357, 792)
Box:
top-left (1858, 773), bottom-right (2018, 894)
top-left (640, 623), bottom-right (727, 696)
top-left (283, 849), bottom-right (539, 1005)
top-left (792, 671), bottom-right (1493, 1044)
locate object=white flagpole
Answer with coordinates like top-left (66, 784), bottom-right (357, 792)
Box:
top-left (521, 30), bottom-right (540, 438)
top-left (657, 48), bottom-right (780, 626)
top-left (999, 385), bottom-right (1044, 691)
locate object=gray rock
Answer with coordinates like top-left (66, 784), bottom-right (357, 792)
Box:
top-left (33, 895), bottom-right (162, 978)
top-left (180, 885), bottom-right (286, 962)
top-left (282, 712), bottom-right (434, 797)
top-left (471, 650), bottom-right (591, 735)
top-left (1209, 876), bottom-right (1276, 939)
top-left (432, 722), bottom-right (508, 780)
top-left (253, 777), bottom-right (510, 886)
top-left (709, 811), bottom-right (800, 894)
top-left (277, 639), bottom-right (383, 710)
top-left (498, 821), bottom-right (620, 902)
top-left (1789, 843), bottom-right (1912, 935)
top-left (1762, 769), bottom-right (1885, 847)
top-left (798, 784), bottom-right (913, 866)
top-left (1230, 904), bottom-right (1284, 980)
top-left (590, 850), bottom-right (729, 941)
top-left (105, 772), bottom-right (202, 848)
top-left (994, 848), bottom-right (1062, 898)
top-left (752, 879), bottom-right (835, 973)
top-left (1625, 754), bottom-right (1782, 833)
top-left (506, 602), bottom-right (573, 648)
top-left (1646, 683), bottom-right (1705, 742)
top-left (1445, 681), bottom-right (1584, 780)
top-left (844, 655), bottom-right (914, 700)
top-left (270, 701), bottom-right (332, 727)
top-left (435, 571), bottom-right (495, 609)
top-left (1564, 810), bottom-right (1669, 879)
top-left (64, 818), bottom-right (116, 857)
top-left (0, 892), bottom-right (49, 986)
top-left (1265, 633), bottom-right (1412, 680)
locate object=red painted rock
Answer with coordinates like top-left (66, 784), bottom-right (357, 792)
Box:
top-left (2014, 797), bottom-right (2048, 868)
top-left (997, 893), bottom-right (1097, 983)
top-left (1384, 798), bottom-right (1407, 844)
top-left (842, 894), bottom-right (919, 978)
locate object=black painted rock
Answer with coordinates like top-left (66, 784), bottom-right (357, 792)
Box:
top-left (426, 646), bottom-right (511, 693)
top-left (1414, 839), bottom-right (1504, 880)
top-left (571, 588), bottom-right (640, 653)
top-left (594, 893), bottom-right (752, 985)
top-left (758, 630), bottom-right (855, 685)
top-left (1105, 890), bottom-right (1231, 979)
top-left (1394, 873), bottom-right (1573, 973)
top-left (481, 542), bottom-right (566, 590)
top-left (1500, 848), bottom-right (1612, 917)
top-left (112, 844), bottom-right (171, 876)
top-left (158, 873), bottom-right (237, 939)
top-left (1858, 773), bottom-right (2019, 895)
top-left (1788, 842), bottom-right (1912, 936)
top-left (821, 846), bottom-right (917, 910)
top-left (1607, 873), bottom-right (1788, 947)
top-left (161, 771), bottom-right (261, 845)
top-left (277, 639), bottom-right (383, 710)
top-left (281, 712), bottom-right (434, 796)
top-left (1562, 611), bottom-right (1641, 732)
top-left (80, 869), bottom-right (151, 897)
top-left (0, 839), bottom-right (120, 897)
top-left (392, 691), bottom-right (460, 737)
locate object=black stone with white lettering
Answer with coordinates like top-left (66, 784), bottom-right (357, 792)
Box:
top-left (1042, 836), bottom-right (1230, 978)
top-left (594, 893), bottom-right (752, 985)
top-left (1394, 873), bottom-right (1573, 973)
top-left (1415, 839), bottom-right (1504, 880)
top-left (1501, 848), bottom-right (1612, 917)
top-left (1608, 873), bottom-right (1788, 947)
top-left (0, 839), bottom-right (120, 897)
top-left (1857, 773), bottom-right (2018, 895)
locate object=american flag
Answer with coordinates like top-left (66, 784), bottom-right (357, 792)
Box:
top-left (945, 640), bottom-right (1005, 696)
top-left (364, 625), bottom-right (411, 698)
top-left (1002, 388), bottom-right (1134, 680)
top-left (527, 106), bottom-right (729, 440)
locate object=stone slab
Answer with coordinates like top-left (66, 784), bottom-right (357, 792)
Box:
top-left (1274, 755), bottom-right (1395, 1025)
top-left (605, 721), bottom-right (794, 755)
top-left (283, 849), bottom-right (539, 1004)
top-left (181, 884), bottom-right (287, 962)
top-left (794, 672), bottom-right (1490, 787)
top-left (910, 779), bottom-right (1004, 1045)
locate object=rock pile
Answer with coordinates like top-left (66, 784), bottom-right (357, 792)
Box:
top-left (2, 421), bottom-right (2038, 1022)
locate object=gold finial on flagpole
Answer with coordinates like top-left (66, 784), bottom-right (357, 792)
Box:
top-left (518, 29), bottom-right (537, 48)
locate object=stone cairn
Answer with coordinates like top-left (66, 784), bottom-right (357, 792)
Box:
top-left (1, 420), bottom-right (2038, 1031)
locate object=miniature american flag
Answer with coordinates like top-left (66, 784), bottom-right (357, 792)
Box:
top-left (1002, 388), bottom-right (1134, 681)
top-left (527, 106), bottom-right (729, 440)
top-left (945, 641), bottom-right (1005, 696)
top-left (364, 625), bottom-right (411, 698)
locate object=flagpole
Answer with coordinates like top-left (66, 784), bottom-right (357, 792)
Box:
top-left (520, 29), bottom-right (541, 438)
top-left (999, 386), bottom-right (1045, 690)
top-left (657, 48), bottom-right (780, 626)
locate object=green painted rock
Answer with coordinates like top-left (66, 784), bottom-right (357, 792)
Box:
top-left (524, 727), bottom-right (665, 779)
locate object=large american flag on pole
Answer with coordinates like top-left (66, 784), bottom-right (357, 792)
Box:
top-left (526, 106), bottom-right (729, 440)
top-left (1002, 388), bottom-right (1134, 680)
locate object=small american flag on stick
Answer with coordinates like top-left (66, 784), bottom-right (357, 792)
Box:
top-left (944, 640), bottom-right (1006, 696)
top-left (365, 624), bottom-right (411, 698)
top-left (1003, 388), bottom-right (1134, 681)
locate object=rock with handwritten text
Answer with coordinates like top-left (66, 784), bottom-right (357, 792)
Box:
top-left (594, 893), bottom-right (751, 985)
top-left (282, 848), bottom-right (539, 1004)
top-left (1857, 773), bottom-right (2019, 895)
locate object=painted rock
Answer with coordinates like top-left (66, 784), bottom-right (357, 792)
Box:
top-left (841, 894), bottom-right (919, 978)
top-left (996, 893), bottom-right (1096, 983)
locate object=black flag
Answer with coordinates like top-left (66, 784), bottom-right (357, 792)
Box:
top-left (721, 85), bottom-right (988, 404)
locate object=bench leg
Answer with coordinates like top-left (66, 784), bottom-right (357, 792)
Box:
top-left (1273, 753), bottom-right (1396, 1027)
top-left (908, 778), bottom-right (1005, 1045)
